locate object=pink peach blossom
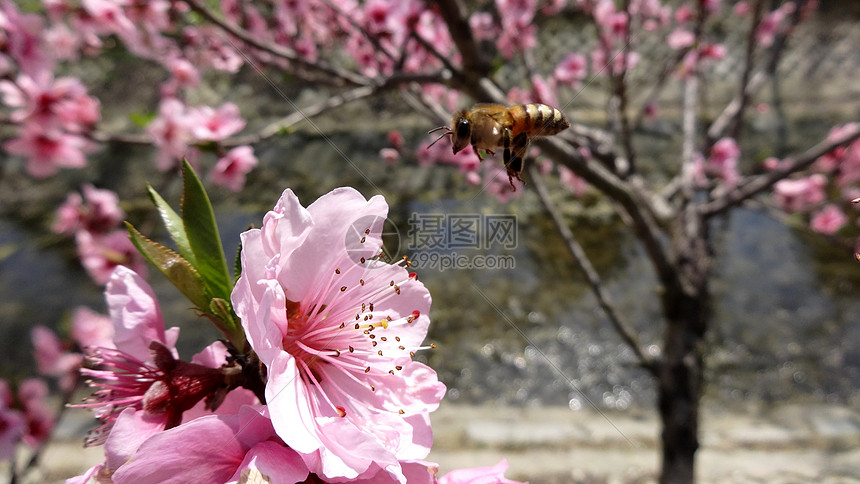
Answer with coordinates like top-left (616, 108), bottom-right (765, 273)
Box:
top-left (0, 1), bottom-right (51, 76)
top-left (0, 380), bottom-right (25, 460)
top-left (31, 325), bottom-right (82, 392)
top-left (147, 98), bottom-right (193, 171)
top-left (3, 122), bottom-right (93, 178)
top-left (469, 12), bottom-right (497, 41)
top-left (553, 53), bottom-right (587, 86)
top-left (774, 174), bottom-right (827, 212)
top-left (75, 230), bottom-right (147, 286)
top-left (16, 379), bottom-right (54, 448)
top-left (438, 459), bottom-right (527, 484)
top-left (810, 204), bottom-right (847, 235)
top-left (667, 29), bottom-right (695, 50)
top-left (53, 184), bottom-right (125, 235)
top-left (189, 103), bottom-right (246, 141)
top-left (708, 138), bottom-right (740, 181)
top-left (209, 145), bottom-right (258, 191)
top-left (380, 147), bottom-right (400, 165)
top-left (106, 406), bottom-right (309, 484)
top-left (73, 266), bottom-right (228, 445)
top-left (559, 166), bottom-right (588, 196)
top-left (70, 306), bottom-right (114, 350)
top-left (231, 187), bottom-right (445, 482)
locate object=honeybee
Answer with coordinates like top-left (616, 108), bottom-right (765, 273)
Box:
top-left (428, 103), bottom-right (570, 191)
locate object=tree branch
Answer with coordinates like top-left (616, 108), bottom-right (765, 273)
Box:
top-left (182, 0), bottom-right (369, 87)
top-left (528, 163), bottom-right (657, 374)
top-left (700, 126), bottom-right (860, 216)
top-left (706, 0), bottom-right (803, 145)
top-left (429, 0), bottom-right (491, 85)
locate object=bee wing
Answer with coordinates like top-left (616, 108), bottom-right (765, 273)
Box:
top-left (470, 104), bottom-right (513, 125)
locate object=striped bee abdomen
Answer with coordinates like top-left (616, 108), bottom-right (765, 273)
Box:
top-left (509, 103), bottom-right (570, 137)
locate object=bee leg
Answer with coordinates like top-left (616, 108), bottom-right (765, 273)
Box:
top-left (505, 132), bottom-right (528, 191)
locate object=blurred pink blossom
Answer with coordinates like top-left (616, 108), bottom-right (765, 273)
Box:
top-left (559, 165), bottom-right (589, 196)
top-left (31, 325), bottom-right (82, 392)
top-left (0, 380), bottom-right (25, 460)
top-left (667, 29), bottom-right (695, 50)
top-left (189, 103), bottom-right (246, 141)
top-left (147, 98), bottom-right (193, 171)
top-left (380, 147), bottom-right (400, 165)
top-left (708, 137), bottom-right (740, 187)
top-left (756, 3), bottom-right (795, 47)
top-left (810, 204), bottom-right (847, 235)
top-left (53, 184), bottom-right (124, 235)
top-left (75, 230), bottom-right (148, 285)
top-left (733, 1), bottom-right (750, 17)
top-left (70, 306), bottom-right (114, 350)
top-left (554, 53), bottom-right (588, 86)
top-left (209, 145), bottom-right (258, 191)
top-left (438, 459), bottom-right (527, 484)
top-left (469, 12), bottom-right (497, 41)
top-left (3, 122), bottom-right (93, 178)
top-left (16, 379), bottom-right (54, 448)
top-left (774, 174), bottom-right (827, 212)
top-left (0, 1), bottom-right (51, 76)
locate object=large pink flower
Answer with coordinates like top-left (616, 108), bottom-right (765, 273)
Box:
top-left (232, 187), bottom-right (446, 482)
top-left (97, 406), bottom-right (309, 484)
top-left (438, 459), bottom-right (527, 484)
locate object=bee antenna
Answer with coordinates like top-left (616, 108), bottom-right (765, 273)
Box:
top-left (427, 126), bottom-right (448, 135)
top-left (426, 130), bottom-right (452, 148)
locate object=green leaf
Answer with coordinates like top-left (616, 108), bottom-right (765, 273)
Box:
top-left (146, 184), bottom-right (196, 267)
top-left (129, 111), bottom-right (156, 128)
top-left (233, 240), bottom-right (243, 286)
top-left (126, 223), bottom-right (209, 310)
top-left (181, 160), bottom-right (232, 302)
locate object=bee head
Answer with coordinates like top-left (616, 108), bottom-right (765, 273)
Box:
top-left (450, 111), bottom-right (471, 154)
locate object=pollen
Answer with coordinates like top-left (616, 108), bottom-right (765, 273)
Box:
top-left (365, 367), bottom-right (370, 373)
top-left (340, 286), bottom-right (347, 292)
top-left (335, 268), bottom-right (341, 274)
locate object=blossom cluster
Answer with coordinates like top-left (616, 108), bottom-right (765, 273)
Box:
top-left (56, 187), bottom-right (525, 484)
top-left (52, 184), bottom-right (147, 285)
top-left (770, 124), bottom-right (860, 237)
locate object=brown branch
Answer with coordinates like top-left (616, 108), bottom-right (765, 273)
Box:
top-left (614, 0), bottom-right (636, 175)
top-left (429, 0), bottom-right (491, 84)
top-left (700, 126), bottom-right (860, 216)
top-left (528, 163), bottom-right (657, 374)
top-left (182, 0), bottom-right (369, 87)
top-left (706, 0), bottom-right (803, 145)
top-left (727, 0), bottom-right (765, 142)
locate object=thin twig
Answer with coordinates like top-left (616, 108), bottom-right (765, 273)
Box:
top-left (706, 0), bottom-right (803, 145)
top-left (528, 163), bottom-right (657, 374)
top-left (223, 85), bottom-right (376, 146)
top-left (182, 0), bottom-right (368, 87)
top-left (615, 0), bottom-right (636, 175)
top-left (700, 126), bottom-right (860, 216)
top-left (727, 0), bottom-right (765, 142)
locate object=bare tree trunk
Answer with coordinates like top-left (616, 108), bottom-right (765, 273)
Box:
top-left (657, 210), bottom-right (711, 484)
